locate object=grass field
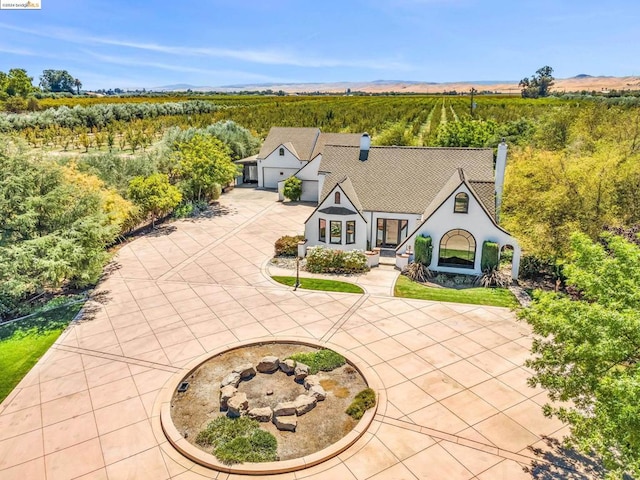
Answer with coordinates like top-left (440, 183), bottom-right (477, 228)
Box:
top-left (0, 303), bottom-right (82, 403)
top-left (394, 275), bottom-right (517, 308)
top-left (271, 276), bottom-right (364, 294)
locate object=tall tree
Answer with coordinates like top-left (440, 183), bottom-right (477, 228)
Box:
top-left (5, 68), bottom-right (36, 97)
top-left (170, 134), bottom-right (239, 203)
top-left (39, 69), bottom-right (78, 94)
top-left (127, 173), bottom-right (181, 227)
top-left (521, 232), bottom-right (640, 479)
top-left (519, 65), bottom-right (555, 98)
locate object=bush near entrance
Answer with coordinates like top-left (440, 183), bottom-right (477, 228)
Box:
top-left (282, 176), bottom-right (302, 202)
top-left (305, 247), bottom-right (368, 274)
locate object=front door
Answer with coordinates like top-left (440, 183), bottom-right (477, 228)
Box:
top-left (376, 219), bottom-right (408, 248)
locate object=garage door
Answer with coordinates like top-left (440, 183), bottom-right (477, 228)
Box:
top-left (263, 168), bottom-right (299, 189)
top-left (300, 180), bottom-right (319, 202)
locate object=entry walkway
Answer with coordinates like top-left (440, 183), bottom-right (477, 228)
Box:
top-left (0, 188), bottom-right (589, 479)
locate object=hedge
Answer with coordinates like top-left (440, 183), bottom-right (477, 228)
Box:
top-left (305, 246), bottom-right (368, 274)
top-left (414, 235), bottom-right (432, 266)
top-left (481, 241), bottom-right (499, 270)
top-left (274, 235), bottom-right (304, 257)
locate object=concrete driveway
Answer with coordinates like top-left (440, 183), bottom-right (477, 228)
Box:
top-left (0, 188), bottom-right (585, 480)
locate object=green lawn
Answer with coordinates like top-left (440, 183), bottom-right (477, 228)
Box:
top-left (0, 303), bottom-right (83, 403)
top-left (271, 276), bottom-right (364, 294)
top-left (394, 275), bottom-right (518, 308)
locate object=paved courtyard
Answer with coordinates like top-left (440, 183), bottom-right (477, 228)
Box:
top-left (0, 188), bottom-right (587, 479)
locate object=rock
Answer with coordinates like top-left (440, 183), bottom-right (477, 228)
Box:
top-left (273, 415), bottom-right (297, 432)
top-left (273, 401), bottom-right (297, 417)
top-left (248, 407), bottom-right (272, 422)
top-left (221, 372), bottom-right (241, 388)
top-left (257, 356), bottom-right (280, 373)
top-left (279, 359), bottom-right (296, 374)
top-left (294, 394), bottom-right (317, 415)
top-left (303, 374), bottom-right (321, 389)
top-left (233, 363), bottom-right (256, 379)
top-left (266, 389), bottom-right (273, 396)
top-left (308, 385), bottom-right (326, 401)
top-left (294, 363), bottom-right (310, 381)
top-left (227, 392), bottom-right (248, 417)
top-left (219, 385), bottom-right (237, 410)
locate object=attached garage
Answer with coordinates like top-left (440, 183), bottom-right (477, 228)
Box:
top-left (300, 180), bottom-right (319, 202)
top-left (262, 167), bottom-right (300, 189)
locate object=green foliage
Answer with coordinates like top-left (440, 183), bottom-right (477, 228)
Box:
top-left (282, 176), bottom-right (302, 202)
top-left (1, 68), bottom-right (36, 98)
top-left (39, 70), bottom-right (80, 94)
top-left (414, 235), bottom-right (432, 266)
top-left (475, 266), bottom-right (510, 288)
top-left (0, 138), bottom-right (123, 317)
top-left (519, 66), bottom-right (555, 98)
top-left (196, 416), bottom-right (277, 465)
top-left (434, 119), bottom-right (497, 147)
top-left (127, 173), bottom-right (182, 226)
top-left (346, 388), bottom-right (376, 420)
top-left (401, 262), bottom-right (432, 283)
top-left (288, 349), bottom-right (346, 374)
top-left (521, 232), bottom-right (640, 479)
top-left (271, 276), bottom-right (364, 294)
top-left (274, 235), bottom-right (304, 257)
top-left (172, 200), bottom-right (208, 219)
top-left (481, 241), bottom-right (499, 270)
top-left (170, 133), bottom-right (238, 203)
top-left (305, 246), bottom-right (368, 274)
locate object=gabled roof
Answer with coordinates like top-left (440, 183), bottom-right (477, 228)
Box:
top-left (319, 145), bottom-right (495, 214)
top-left (304, 176), bottom-right (367, 224)
top-left (258, 127), bottom-right (320, 160)
top-left (258, 128), bottom-right (362, 162)
top-left (310, 132), bottom-right (362, 159)
top-left (234, 154), bottom-right (258, 165)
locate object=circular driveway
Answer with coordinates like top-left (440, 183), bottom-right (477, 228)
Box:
top-left (0, 188), bottom-right (580, 480)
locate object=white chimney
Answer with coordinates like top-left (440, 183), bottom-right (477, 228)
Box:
top-left (495, 139), bottom-right (507, 222)
top-left (359, 133), bottom-right (370, 161)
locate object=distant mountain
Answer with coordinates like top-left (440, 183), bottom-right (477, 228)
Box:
top-left (148, 76), bottom-right (640, 95)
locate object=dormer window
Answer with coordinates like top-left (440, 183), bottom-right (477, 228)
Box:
top-left (454, 193), bottom-right (469, 213)
top-left (279, 147), bottom-right (285, 156)
top-left (334, 192), bottom-right (341, 204)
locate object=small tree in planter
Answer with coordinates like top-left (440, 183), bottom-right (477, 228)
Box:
top-left (283, 176), bottom-right (302, 202)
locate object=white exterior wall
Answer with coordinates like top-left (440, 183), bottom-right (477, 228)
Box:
top-left (300, 181), bottom-right (319, 202)
top-left (296, 155), bottom-right (322, 202)
top-left (304, 185), bottom-right (367, 252)
top-left (398, 184), bottom-right (521, 277)
top-left (257, 146), bottom-right (306, 189)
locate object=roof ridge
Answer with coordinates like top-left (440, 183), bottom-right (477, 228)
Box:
top-left (324, 145), bottom-right (493, 151)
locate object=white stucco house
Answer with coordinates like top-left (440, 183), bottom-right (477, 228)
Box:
top-left (251, 127), bottom-right (361, 201)
top-left (302, 134), bottom-right (521, 278)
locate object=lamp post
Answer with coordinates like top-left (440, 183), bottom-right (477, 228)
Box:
top-left (294, 255), bottom-right (301, 291)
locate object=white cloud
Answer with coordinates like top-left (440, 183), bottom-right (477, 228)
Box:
top-left (0, 22), bottom-right (411, 71)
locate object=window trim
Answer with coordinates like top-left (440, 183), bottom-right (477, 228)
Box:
top-left (330, 220), bottom-right (342, 244)
top-left (319, 218), bottom-right (326, 242)
top-left (279, 147), bottom-right (285, 156)
top-left (437, 229), bottom-right (476, 269)
top-left (454, 192), bottom-right (469, 214)
top-left (346, 220), bottom-right (356, 244)
top-left (334, 191), bottom-right (341, 204)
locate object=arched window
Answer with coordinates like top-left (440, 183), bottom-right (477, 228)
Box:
top-left (334, 191), bottom-right (341, 204)
top-left (454, 193), bottom-right (469, 213)
top-left (438, 229), bottom-right (476, 269)
top-left (279, 147), bottom-right (285, 156)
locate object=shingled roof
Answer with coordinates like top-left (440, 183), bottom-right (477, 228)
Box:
top-left (258, 128), bottom-right (363, 162)
top-left (258, 127), bottom-right (320, 160)
top-left (318, 145), bottom-right (496, 215)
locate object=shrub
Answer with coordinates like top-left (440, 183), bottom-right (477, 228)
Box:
top-left (274, 235), bottom-right (304, 257)
top-left (475, 266), bottom-right (510, 288)
top-left (306, 247), bottom-right (368, 274)
top-left (282, 176), bottom-right (302, 201)
top-left (288, 349), bottom-right (346, 374)
top-left (195, 416), bottom-right (277, 465)
top-left (401, 262), bottom-right (432, 283)
top-left (414, 235), bottom-right (432, 266)
top-left (346, 388), bottom-right (376, 420)
top-left (481, 241), bottom-right (499, 270)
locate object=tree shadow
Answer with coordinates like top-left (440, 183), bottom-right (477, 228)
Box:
top-left (524, 436), bottom-right (612, 479)
top-left (194, 202), bottom-right (237, 219)
top-left (146, 224), bottom-right (178, 237)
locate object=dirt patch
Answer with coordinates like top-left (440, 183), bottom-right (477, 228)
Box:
top-left (170, 342), bottom-right (369, 461)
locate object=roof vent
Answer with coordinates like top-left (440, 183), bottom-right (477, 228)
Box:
top-left (359, 133), bottom-right (370, 161)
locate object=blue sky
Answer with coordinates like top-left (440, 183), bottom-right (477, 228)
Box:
top-left (0, 0), bottom-right (638, 89)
